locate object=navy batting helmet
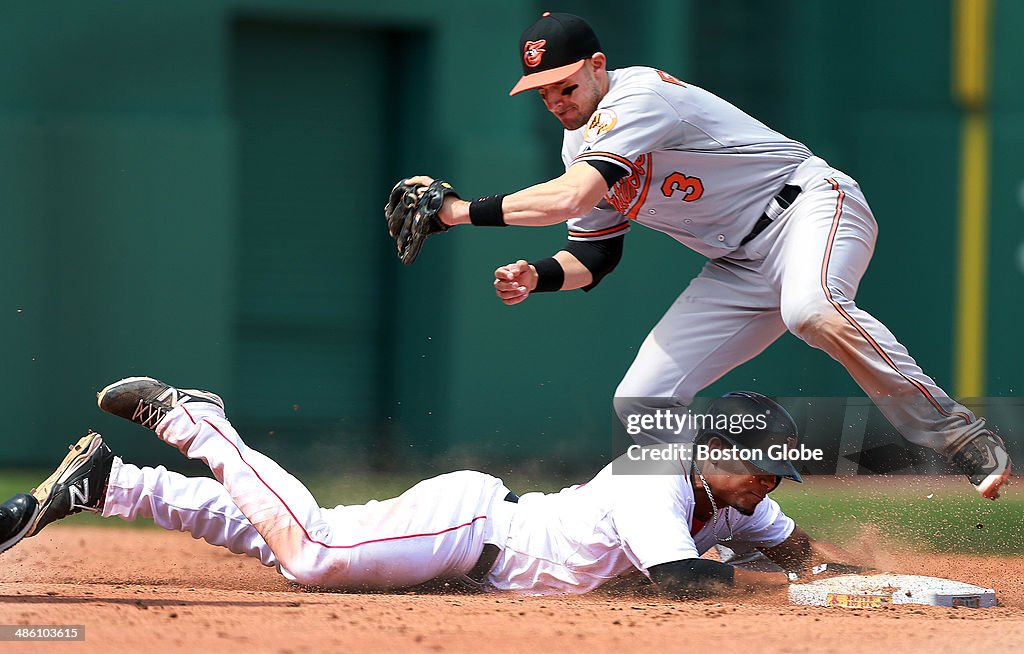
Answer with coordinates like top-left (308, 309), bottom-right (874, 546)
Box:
top-left (695, 391), bottom-right (802, 483)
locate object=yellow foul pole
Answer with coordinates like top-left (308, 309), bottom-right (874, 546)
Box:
top-left (952, 0), bottom-right (992, 398)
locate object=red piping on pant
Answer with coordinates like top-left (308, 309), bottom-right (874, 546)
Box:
top-left (820, 177), bottom-right (972, 427)
top-left (201, 417), bottom-right (486, 550)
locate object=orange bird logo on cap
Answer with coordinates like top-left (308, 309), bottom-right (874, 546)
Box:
top-left (524, 39), bottom-right (546, 68)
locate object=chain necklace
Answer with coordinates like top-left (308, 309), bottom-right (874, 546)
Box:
top-left (694, 464), bottom-right (734, 542)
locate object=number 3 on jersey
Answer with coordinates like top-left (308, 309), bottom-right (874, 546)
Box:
top-left (661, 172), bottom-right (704, 202)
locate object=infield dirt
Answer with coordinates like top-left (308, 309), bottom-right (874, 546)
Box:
top-left (1, 525), bottom-right (1022, 654)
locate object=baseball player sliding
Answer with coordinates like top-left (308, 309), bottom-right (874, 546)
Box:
top-left (385, 12), bottom-right (1011, 499)
top-left (0, 379), bottom-right (860, 596)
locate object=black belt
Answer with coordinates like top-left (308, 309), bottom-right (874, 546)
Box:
top-left (740, 183), bottom-right (801, 246)
top-left (466, 491), bottom-right (519, 583)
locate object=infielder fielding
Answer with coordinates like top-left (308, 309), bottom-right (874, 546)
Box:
top-left (0, 379), bottom-right (859, 596)
top-left (384, 12), bottom-right (1011, 499)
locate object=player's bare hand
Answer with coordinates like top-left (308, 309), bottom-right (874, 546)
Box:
top-left (494, 260), bottom-right (537, 306)
top-left (404, 175), bottom-right (436, 188)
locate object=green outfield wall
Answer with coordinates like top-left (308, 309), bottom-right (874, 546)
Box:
top-left (0, 1), bottom-right (1019, 470)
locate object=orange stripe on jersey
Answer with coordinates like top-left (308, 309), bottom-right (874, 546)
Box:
top-left (573, 151), bottom-right (640, 175)
top-left (819, 178), bottom-right (973, 427)
top-left (567, 221), bottom-right (629, 239)
top-left (625, 153), bottom-right (655, 220)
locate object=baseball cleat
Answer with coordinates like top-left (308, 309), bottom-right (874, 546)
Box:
top-left (97, 376), bottom-right (224, 429)
top-left (948, 430), bottom-right (1012, 500)
top-left (0, 493), bottom-right (40, 554)
top-left (28, 432), bottom-right (115, 537)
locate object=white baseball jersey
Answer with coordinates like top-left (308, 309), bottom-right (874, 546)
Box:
top-left (563, 66), bottom-right (812, 256)
top-left (487, 450), bottom-right (794, 595)
top-left (100, 405), bottom-right (793, 594)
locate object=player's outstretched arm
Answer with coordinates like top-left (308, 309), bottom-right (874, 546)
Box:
top-left (407, 162), bottom-right (609, 228)
top-left (476, 162), bottom-right (610, 226)
top-left (493, 251), bottom-right (594, 304)
top-left (759, 526), bottom-right (871, 578)
top-left (648, 558), bottom-right (789, 599)
top-left (494, 235), bottom-right (625, 304)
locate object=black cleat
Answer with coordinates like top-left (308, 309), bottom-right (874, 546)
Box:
top-left (29, 432), bottom-right (115, 536)
top-left (949, 430), bottom-right (1012, 500)
top-left (97, 376), bottom-right (224, 430)
top-left (0, 493), bottom-right (40, 554)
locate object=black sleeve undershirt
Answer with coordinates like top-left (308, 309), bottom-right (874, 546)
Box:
top-left (647, 559), bottom-right (736, 599)
top-left (584, 159), bottom-right (629, 189)
top-left (562, 235), bottom-right (624, 291)
top-left (561, 160), bottom-right (628, 291)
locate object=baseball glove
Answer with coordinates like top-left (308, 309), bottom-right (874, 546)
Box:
top-left (384, 179), bottom-right (460, 266)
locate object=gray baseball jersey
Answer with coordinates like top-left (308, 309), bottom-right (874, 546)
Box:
top-left (563, 66), bottom-right (812, 256)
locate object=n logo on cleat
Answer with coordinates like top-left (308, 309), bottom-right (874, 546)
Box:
top-left (157, 387), bottom-right (190, 407)
top-left (68, 480), bottom-right (89, 509)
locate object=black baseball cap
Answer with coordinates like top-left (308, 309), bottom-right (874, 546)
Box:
top-left (509, 12), bottom-right (602, 96)
top-left (696, 392), bottom-right (803, 483)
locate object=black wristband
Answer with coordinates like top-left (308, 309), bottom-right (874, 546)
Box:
top-left (530, 257), bottom-right (564, 293)
top-left (469, 194), bottom-right (508, 227)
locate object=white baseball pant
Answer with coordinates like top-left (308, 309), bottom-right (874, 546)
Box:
top-left (101, 402), bottom-right (512, 589)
